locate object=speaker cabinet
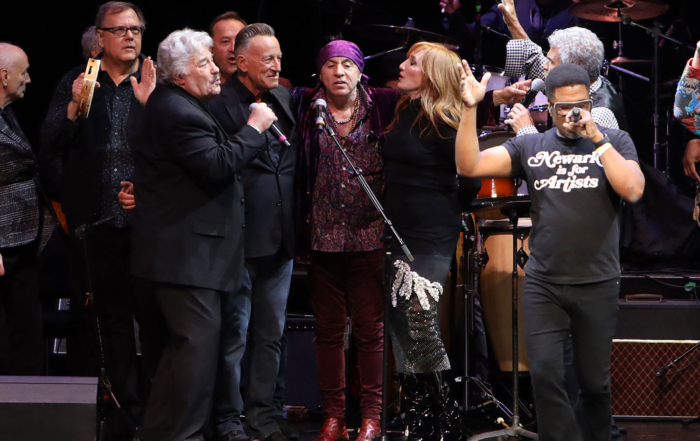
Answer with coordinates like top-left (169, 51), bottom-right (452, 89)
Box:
top-left (0, 376), bottom-right (97, 441)
top-left (611, 340), bottom-right (700, 418)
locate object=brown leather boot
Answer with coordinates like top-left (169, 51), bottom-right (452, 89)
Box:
top-left (356, 419), bottom-right (381, 441)
top-left (314, 418), bottom-right (350, 441)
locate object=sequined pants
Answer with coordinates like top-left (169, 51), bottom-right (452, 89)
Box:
top-left (388, 254), bottom-right (451, 374)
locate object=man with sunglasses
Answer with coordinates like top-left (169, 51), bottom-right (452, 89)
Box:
top-left (40, 2), bottom-right (155, 440)
top-left (456, 63), bottom-right (644, 441)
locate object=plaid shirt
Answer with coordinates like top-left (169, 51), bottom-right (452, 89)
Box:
top-left (505, 39), bottom-right (618, 135)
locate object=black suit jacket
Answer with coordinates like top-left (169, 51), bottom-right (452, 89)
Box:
top-left (131, 84), bottom-right (267, 292)
top-left (209, 77), bottom-right (297, 259)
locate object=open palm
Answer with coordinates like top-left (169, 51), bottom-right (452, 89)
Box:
top-left (457, 60), bottom-right (490, 108)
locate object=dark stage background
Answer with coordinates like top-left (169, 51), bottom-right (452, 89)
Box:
top-left (1, 0), bottom-right (700, 187)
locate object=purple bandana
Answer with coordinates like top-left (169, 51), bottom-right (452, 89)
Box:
top-left (316, 40), bottom-right (365, 72)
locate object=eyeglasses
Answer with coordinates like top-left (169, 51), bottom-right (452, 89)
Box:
top-left (99, 26), bottom-right (145, 38)
top-left (549, 100), bottom-right (593, 116)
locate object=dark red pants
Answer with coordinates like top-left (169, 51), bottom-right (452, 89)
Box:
top-left (309, 250), bottom-right (384, 420)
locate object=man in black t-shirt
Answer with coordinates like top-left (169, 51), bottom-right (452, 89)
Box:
top-left (455, 63), bottom-right (645, 441)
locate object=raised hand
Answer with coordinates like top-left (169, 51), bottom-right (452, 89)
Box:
top-left (68, 72), bottom-right (100, 121)
top-left (564, 109), bottom-right (601, 140)
top-left (131, 56), bottom-right (156, 106)
top-left (439, 0), bottom-right (461, 14)
top-left (457, 59), bottom-right (490, 108)
top-left (497, 0), bottom-right (528, 40)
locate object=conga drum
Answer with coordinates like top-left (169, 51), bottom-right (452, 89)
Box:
top-left (478, 218), bottom-right (531, 372)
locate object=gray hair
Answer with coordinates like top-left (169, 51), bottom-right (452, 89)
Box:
top-left (81, 26), bottom-right (101, 61)
top-left (548, 27), bottom-right (604, 83)
top-left (233, 23), bottom-right (275, 57)
top-left (157, 28), bottom-right (214, 85)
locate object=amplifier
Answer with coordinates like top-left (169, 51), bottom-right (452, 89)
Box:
top-left (0, 376), bottom-right (97, 440)
top-left (611, 339), bottom-right (700, 419)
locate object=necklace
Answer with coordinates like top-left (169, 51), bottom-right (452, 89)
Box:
top-left (331, 92), bottom-right (360, 126)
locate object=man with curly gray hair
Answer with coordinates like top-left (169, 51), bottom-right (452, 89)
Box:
top-left (132, 28), bottom-right (277, 441)
top-left (495, 0), bottom-right (626, 137)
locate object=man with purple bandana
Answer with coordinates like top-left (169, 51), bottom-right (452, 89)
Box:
top-left (293, 41), bottom-right (399, 441)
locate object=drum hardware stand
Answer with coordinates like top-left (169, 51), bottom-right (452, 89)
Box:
top-left (75, 216), bottom-right (140, 441)
top-left (323, 115), bottom-right (413, 441)
top-left (619, 12), bottom-right (695, 171)
top-left (603, 61), bottom-right (649, 83)
top-left (468, 207), bottom-right (537, 441)
top-left (457, 218), bottom-right (513, 421)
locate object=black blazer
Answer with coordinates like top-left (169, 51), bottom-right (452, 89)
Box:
top-left (209, 78), bottom-right (297, 259)
top-left (130, 84), bottom-right (267, 292)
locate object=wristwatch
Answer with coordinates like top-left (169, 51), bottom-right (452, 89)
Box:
top-left (593, 135), bottom-right (611, 149)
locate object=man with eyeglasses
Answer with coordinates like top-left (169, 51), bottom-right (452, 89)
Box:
top-left (40, 2), bottom-right (155, 440)
top-left (457, 62), bottom-right (644, 441)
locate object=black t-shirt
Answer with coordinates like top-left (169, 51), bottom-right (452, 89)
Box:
top-left (504, 127), bottom-right (638, 284)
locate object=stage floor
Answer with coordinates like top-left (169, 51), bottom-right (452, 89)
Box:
top-left (286, 419), bottom-right (700, 441)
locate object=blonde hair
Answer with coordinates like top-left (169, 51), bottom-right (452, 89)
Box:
top-left (388, 42), bottom-right (463, 137)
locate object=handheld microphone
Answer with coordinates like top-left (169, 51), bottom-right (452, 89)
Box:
top-left (248, 102), bottom-right (291, 147)
top-left (570, 107), bottom-right (581, 123)
top-left (314, 99), bottom-right (327, 133)
top-left (505, 78), bottom-right (545, 132)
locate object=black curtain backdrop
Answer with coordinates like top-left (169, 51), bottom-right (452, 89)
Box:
top-left (2, 0), bottom-right (699, 188)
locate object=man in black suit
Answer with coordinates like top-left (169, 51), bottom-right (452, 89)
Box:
top-left (208, 23), bottom-right (297, 441)
top-left (0, 43), bottom-right (54, 375)
top-left (132, 28), bottom-right (277, 441)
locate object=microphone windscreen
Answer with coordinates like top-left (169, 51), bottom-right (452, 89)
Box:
top-left (249, 102), bottom-right (259, 111)
top-left (314, 98), bottom-right (327, 109)
top-left (531, 78), bottom-right (546, 93)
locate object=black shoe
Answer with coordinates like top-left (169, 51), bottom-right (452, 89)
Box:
top-left (220, 430), bottom-right (253, 441)
top-left (274, 416), bottom-right (300, 440)
top-left (262, 432), bottom-right (289, 441)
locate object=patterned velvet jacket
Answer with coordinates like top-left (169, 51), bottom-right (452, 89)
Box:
top-left (293, 85), bottom-right (399, 262)
top-left (0, 110), bottom-right (54, 252)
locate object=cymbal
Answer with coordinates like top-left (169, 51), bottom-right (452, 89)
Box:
top-left (571, 0), bottom-right (669, 22)
top-left (353, 24), bottom-right (460, 50)
top-left (611, 56), bottom-right (652, 64)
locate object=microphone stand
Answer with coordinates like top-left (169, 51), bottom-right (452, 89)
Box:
top-left (322, 115), bottom-right (413, 441)
top-left (74, 216), bottom-right (140, 439)
top-left (620, 12), bottom-right (695, 171)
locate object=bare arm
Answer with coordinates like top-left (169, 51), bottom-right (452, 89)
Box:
top-left (498, 0), bottom-right (528, 40)
top-left (456, 60), bottom-right (514, 178)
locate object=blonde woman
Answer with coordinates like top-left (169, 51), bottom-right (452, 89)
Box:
top-left (382, 42), bottom-right (480, 441)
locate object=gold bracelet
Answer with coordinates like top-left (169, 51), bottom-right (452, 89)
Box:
top-left (596, 142), bottom-right (612, 156)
